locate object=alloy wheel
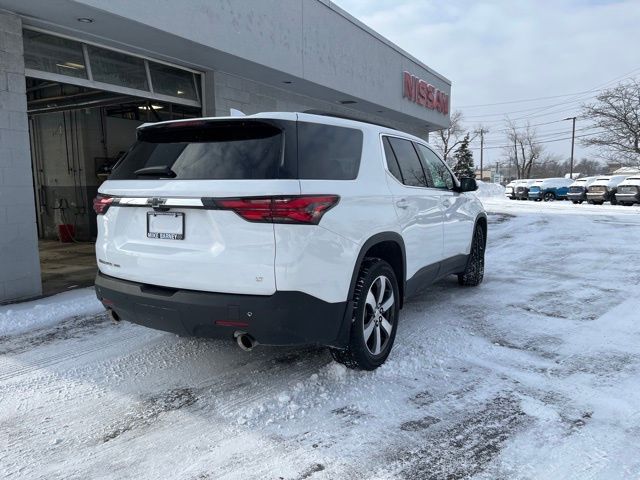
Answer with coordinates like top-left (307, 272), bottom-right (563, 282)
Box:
top-left (362, 275), bottom-right (395, 356)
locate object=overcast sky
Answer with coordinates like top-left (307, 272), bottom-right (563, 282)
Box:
top-left (333, 0), bottom-right (640, 169)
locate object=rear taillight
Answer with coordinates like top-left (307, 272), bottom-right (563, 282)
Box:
top-left (93, 195), bottom-right (114, 215)
top-left (212, 195), bottom-right (339, 224)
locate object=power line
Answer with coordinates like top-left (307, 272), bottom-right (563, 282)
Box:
top-left (467, 129), bottom-right (608, 151)
top-left (458, 67), bottom-right (640, 123)
top-left (457, 89), bottom-right (595, 109)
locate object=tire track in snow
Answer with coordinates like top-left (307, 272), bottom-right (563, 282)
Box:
top-left (0, 329), bottom-right (147, 382)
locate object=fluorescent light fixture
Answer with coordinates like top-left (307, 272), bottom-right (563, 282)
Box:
top-left (177, 90), bottom-right (185, 95)
top-left (56, 62), bottom-right (85, 70)
top-left (138, 105), bottom-right (164, 110)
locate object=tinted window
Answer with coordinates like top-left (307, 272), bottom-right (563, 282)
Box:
top-left (88, 45), bottom-right (149, 91)
top-left (110, 122), bottom-right (284, 180)
top-left (23, 30), bottom-right (88, 79)
top-left (387, 137), bottom-right (428, 187)
top-left (149, 62), bottom-right (199, 101)
top-left (382, 137), bottom-right (403, 183)
top-left (298, 123), bottom-right (362, 180)
top-left (416, 144), bottom-right (454, 189)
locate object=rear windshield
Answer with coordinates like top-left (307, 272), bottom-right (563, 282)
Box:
top-left (110, 121), bottom-right (285, 180)
top-left (109, 119), bottom-right (363, 181)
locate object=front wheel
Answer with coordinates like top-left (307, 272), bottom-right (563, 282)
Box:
top-left (330, 258), bottom-right (400, 370)
top-left (543, 192), bottom-right (556, 202)
top-left (458, 224), bottom-right (485, 287)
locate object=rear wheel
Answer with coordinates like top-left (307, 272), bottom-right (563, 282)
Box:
top-left (330, 258), bottom-right (399, 370)
top-left (543, 192), bottom-right (556, 202)
top-left (458, 223), bottom-right (485, 287)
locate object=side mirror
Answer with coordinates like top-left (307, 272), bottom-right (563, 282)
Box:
top-left (457, 177), bottom-right (478, 192)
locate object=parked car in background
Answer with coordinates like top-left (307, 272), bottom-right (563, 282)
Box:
top-left (586, 175), bottom-right (628, 205)
top-left (514, 179), bottom-right (535, 200)
top-left (567, 176), bottom-right (597, 204)
top-left (614, 176), bottom-right (640, 205)
top-left (504, 180), bottom-right (517, 200)
top-left (528, 178), bottom-right (574, 201)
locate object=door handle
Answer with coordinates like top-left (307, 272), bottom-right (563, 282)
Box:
top-left (396, 199), bottom-right (409, 209)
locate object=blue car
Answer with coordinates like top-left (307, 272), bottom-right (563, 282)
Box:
top-left (528, 178), bottom-right (574, 201)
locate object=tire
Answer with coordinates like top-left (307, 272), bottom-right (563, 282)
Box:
top-left (458, 223), bottom-right (485, 287)
top-left (578, 200), bottom-right (584, 204)
top-left (330, 258), bottom-right (400, 370)
top-left (543, 192), bottom-right (556, 202)
top-left (572, 201), bottom-right (579, 204)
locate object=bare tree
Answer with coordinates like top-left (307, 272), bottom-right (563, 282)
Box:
top-left (432, 110), bottom-right (465, 164)
top-left (502, 119), bottom-right (544, 178)
top-left (580, 79), bottom-right (640, 167)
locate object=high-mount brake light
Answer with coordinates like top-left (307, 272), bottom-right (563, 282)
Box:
top-left (93, 195), bottom-right (114, 215)
top-left (212, 195), bottom-right (339, 224)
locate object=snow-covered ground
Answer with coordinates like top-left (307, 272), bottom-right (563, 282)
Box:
top-left (2, 197), bottom-right (640, 479)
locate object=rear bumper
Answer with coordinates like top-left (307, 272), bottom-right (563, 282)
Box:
top-left (95, 272), bottom-right (351, 347)
top-left (528, 191), bottom-right (541, 200)
top-left (586, 192), bottom-right (608, 202)
top-left (615, 193), bottom-right (640, 203)
top-left (567, 192), bottom-right (586, 201)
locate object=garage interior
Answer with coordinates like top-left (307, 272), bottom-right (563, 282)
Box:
top-left (28, 79), bottom-right (201, 295)
top-left (23, 29), bottom-right (203, 296)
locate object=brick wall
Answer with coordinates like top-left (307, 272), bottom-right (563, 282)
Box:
top-left (0, 12), bottom-right (41, 302)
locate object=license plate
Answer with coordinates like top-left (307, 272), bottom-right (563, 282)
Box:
top-left (147, 212), bottom-right (184, 240)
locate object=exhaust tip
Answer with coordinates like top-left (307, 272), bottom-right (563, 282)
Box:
top-left (234, 331), bottom-right (257, 351)
top-left (107, 308), bottom-right (120, 322)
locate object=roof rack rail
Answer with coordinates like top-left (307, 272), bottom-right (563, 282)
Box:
top-left (302, 110), bottom-right (396, 130)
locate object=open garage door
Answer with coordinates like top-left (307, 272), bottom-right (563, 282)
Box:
top-left (22, 29), bottom-right (204, 296)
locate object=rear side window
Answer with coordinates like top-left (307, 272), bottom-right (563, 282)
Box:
top-left (297, 122), bottom-right (362, 180)
top-left (110, 121), bottom-right (285, 180)
top-left (387, 137), bottom-right (428, 187)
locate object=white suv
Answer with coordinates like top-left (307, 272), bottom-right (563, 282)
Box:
top-left (94, 112), bottom-right (486, 370)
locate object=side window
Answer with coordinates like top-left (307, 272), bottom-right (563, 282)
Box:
top-left (387, 137), bottom-right (428, 187)
top-left (416, 144), bottom-right (455, 190)
top-left (382, 137), bottom-right (404, 183)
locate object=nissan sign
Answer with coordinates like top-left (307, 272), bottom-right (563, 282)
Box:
top-left (403, 71), bottom-right (449, 115)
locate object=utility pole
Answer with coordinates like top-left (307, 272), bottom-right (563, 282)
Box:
top-left (479, 128), bottom-right (485, 181)
top-left (564, 116), bottom-right (577, 179)
top-left (514, 137), bottom-right (519, 178)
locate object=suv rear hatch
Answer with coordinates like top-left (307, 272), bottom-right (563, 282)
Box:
top-left (96, 118), bottom-right (303, 295)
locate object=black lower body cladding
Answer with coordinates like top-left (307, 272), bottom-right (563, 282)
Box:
top-left (95, 272), bottom-right (350, 347)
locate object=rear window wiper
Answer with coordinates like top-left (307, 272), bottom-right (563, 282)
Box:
top-left (134, 166), bottom-right (177, 178)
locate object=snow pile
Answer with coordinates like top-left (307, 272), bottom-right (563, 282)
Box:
top-left (472, 180), bottom-right (505, 198)
top-left (0, 288), bottom-right (104, 337)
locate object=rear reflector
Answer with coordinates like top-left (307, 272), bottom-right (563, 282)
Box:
top-left (211, 195), bottom-right (339, 224)
top-left (93, 195), bottom-right (114, 215)
top-left (215, 320), bottom-right (250, 328)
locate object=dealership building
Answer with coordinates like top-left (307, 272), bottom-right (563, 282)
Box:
top-left (0, 0), bottom-right (451, 303)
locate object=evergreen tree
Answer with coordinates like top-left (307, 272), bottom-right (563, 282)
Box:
top-left (452, 134), bottom-right (475, 178)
